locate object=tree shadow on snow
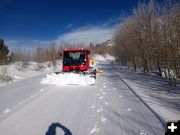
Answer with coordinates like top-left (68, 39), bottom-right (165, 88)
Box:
top-left (45, 122), bottom-right (72, 135)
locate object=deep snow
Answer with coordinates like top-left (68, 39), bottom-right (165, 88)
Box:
top-left (0, 57), bottom-right (164, 135)
top-left (41, 72), bottom-right (95, 86)
top-left (0, 60), bottom-right (62, 87)
top-left (95, 54), bottom-right (180, 122)
top-left (0, 54), bottom-right (179, 135)
top-left (114, 64), bottom-right (180, 122)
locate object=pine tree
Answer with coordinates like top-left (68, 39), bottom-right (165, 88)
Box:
top-left (0, 39), bottom-right (9, 65)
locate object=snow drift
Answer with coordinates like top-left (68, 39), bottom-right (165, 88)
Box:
top-left (41, 73), bottom-right (95, 86)
top-left (0, 60), bottom-right (62, 87)
top-left (93, 54), bottom-right (115, 62)
top-left (93, 55), bottom-right (107, 62)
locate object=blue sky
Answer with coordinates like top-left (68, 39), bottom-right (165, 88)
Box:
top-left (0, 0), bottom-right (141, 48)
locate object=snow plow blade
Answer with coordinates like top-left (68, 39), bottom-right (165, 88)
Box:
top-left (96, 69), bottom-right (103, 73)
top-left (41, 72), bottom-right (96, 86)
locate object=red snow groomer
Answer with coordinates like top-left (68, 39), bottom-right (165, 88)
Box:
top-left (62, 48), bottom-right (97, 78)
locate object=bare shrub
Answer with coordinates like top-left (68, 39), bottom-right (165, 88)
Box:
top-left (89, 40), bottom-right (114, 56)
top-left (0, 67), bottom-right (13, 84)
top-left (33, 42), bottom-right (63, 67)
top-left (113, 0), bottom-right (180, 85)
top-left (9, 48), bottom-right (31, 63)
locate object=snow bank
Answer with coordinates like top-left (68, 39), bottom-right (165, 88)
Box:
top-left (115, 65), bottom-right (180, 121)
top-left (104, 54), bottom-right (115, 61)
top-left (0, 62), bottom-right (42, 86)
top-left (93, 55), bottom-right (107, 62)
top-left (93, 54), bottom-right (115, 62)
top-left (0, 60), bottom-right (62, 87)
top-left (41, 73), bottom-right (95, 86)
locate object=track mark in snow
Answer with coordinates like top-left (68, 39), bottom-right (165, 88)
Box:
top-left (90, 124), bottom-right (100, 134)
top-left (91, 105), bottom-right (96, 109)
top-left (17, 101), bottom-right (23, 105)
top-left (104, 101), bottom-right (109, 105)
top-left (102, 92), bottom-right (106, 95)
top-left (100, 116), bottom-right (107, 122)
top-left (126, 108), bottom-right (132, 112)
top-left (40, 88), bottom-right (44, 92)
top-left (97, 108), bottom-right (103, 113)
top-left (99, 96), bottom-right (104, 100)
top-left (30, 93), bottom-right (39, 98)
top-left (99, 89), bottom-right (103, 92)
top-left (3, 108), bottom-right (11, 114)
top-left (139, 130), bottom-right (148, 135)
top-left (12, 105), bottom-right (16, 109)
top-left (17, 100), bottom-right (27, 105)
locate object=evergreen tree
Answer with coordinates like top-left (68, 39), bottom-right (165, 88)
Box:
top-left (0, 39), bottom-right (9, 65)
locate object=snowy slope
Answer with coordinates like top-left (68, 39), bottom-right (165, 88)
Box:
top-left (114, 64), bottom-right (180, 122)
top-left (0, 60), bottom-right (62, 87)
top-left (0, 55), bottom-right (165, 135)
top-left (95, 54), bottom-right (180, 122)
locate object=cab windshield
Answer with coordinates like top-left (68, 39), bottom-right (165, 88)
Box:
top-left (63, 51), bottom-right (86, 66)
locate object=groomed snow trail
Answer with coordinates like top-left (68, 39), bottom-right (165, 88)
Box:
top-left (0, 60), bottom-right (164, 135)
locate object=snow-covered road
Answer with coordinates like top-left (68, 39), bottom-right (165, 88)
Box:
top-left (0, 60), bottom-right (164, 135)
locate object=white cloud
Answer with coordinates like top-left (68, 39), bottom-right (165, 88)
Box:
top-left (55, 25), bottom-right (117, 45)
top-left (5, 40), bottom-right (17, 44)
top-left (56, 16), bottom-right (123, 45)
top-left (5, 39), bottom-right (49, 49)
top-left (5, 18), bottom-right (121, 48)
